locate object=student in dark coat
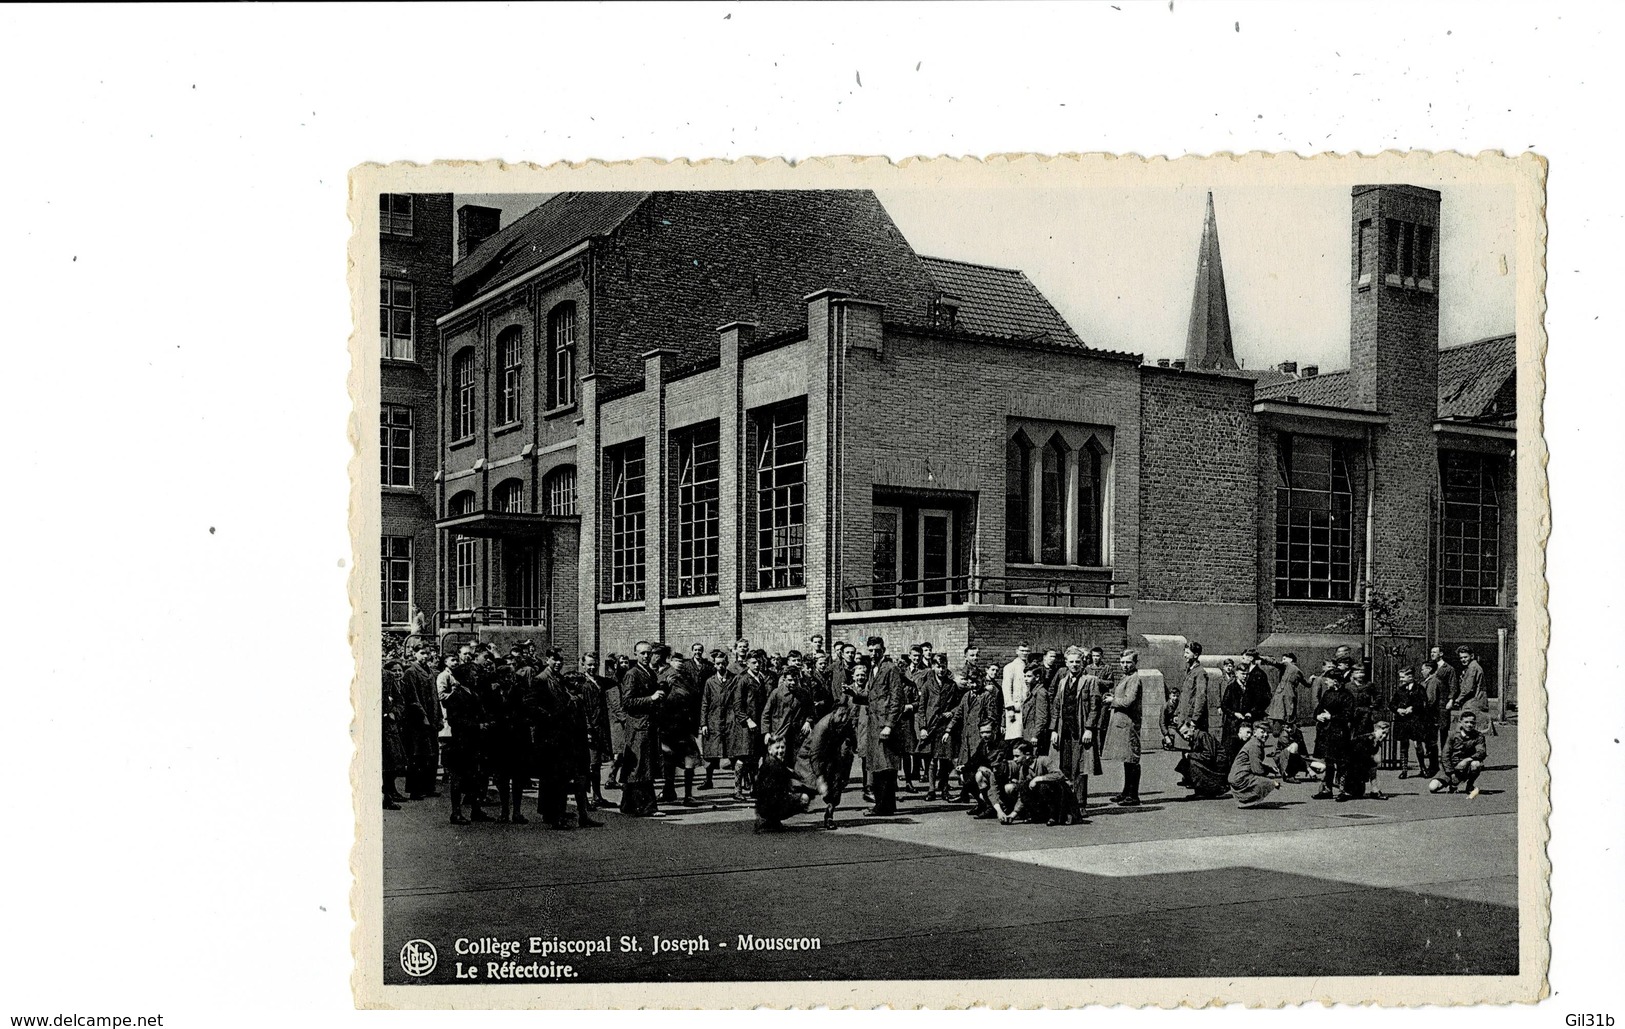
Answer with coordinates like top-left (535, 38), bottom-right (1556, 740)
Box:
top-left (853, 637), bottom-right (908, 816)
top-left (796, 703), bottom-right (858, 829)
top-left (402, 645), bottom-right (445, 799)
top-left (1430, 710), bottom-right (1489, 796)
top-left (1228, 720), bottom-right (1282, 806)
top-left (1311, 670), bottom-right (1354, 799)
top-left (914, 658), bottom-right (962, 800)
top-left (1175, 720), bottom-right (1229, 799)
top-left (1019, 663), bottom-right (1052, 755)
top-left (656, 646), bottom-right (703, 807)
top-left (726, 653), bottom-right (769, 799)
top-left (1049, 647), bottom-right (1101, 813)
top-left (617, 642), bottom-right (666, 817)
top-left (1172, 643), bottom-right (1221, 758)
top-left (1391, 665), bottom-right (1429, 778)
top-left (485, 658), bottom-right (531, 823)
top-left (698, 649), bottom-right (732, 790)
top-left (752, 738), bottom-right (813, 833)
top-left (574, 653), bottom-right (614, 808)
top-left (951, 667), bottom-right (1002, 808)
top-left (1103, 650), bottom-right (1147, 805)
top-left (1421, 658), bottom-right (1447, 776)
top-left (382, 661), bottom-right (409, 808)
top-left (440, 662), bottom-right (490, 824)
top-left (1336, 673), bottom-right (1382, 802)
top-left (762, 669), bottom-right (814, 759)
top-left (1083, 648), bottom-right (1116, 777)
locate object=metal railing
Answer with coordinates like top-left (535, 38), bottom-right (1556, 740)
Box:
top-left (841, 574), bottom-right (1124, 613)
top-left (436, 606), bottom-right (548, 630)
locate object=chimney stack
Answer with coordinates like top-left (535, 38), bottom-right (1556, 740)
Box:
top-left (1171, 359), bottom-right (1187, 371)
top-left (456, 204), bottom-right (503, 261)
top-left (1278, 360), bottom-right (1298, 375)
top-left (1156, 358), bottom-right (1170, 368)
top-left (1302, 364), bottom-right (1319, 378)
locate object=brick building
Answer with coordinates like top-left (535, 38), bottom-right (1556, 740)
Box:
top-left (406, 185), bottom-right (1517, 703)
top-left (379, 192), bottom-right (454, 632)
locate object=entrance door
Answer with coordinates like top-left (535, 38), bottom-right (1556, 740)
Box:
top-left (918, 508), bottom-right (954, 607)
top-left (872, 506), bottom-right (903, 609)
top-left (502, 541), bottom-right (545, 625)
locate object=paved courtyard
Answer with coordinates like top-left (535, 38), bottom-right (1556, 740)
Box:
top-left (382, 727), bottom-right (1520, 985)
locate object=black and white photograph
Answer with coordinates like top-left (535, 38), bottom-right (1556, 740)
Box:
top-left (355, 154), bottom-right (1544, 1006)
top-left (19, 3), bottom-right (1625, 1023)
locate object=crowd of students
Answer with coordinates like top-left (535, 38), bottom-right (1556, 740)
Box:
top-left (380, 632), bottom-right (1495, 832)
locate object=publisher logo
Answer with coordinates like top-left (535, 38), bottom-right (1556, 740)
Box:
top-left (400, 938), bottom-right (438, 977)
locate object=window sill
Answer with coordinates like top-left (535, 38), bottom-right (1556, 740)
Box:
top-left (449, 435), bottom-right (477, 451)
top-left (1272, 597), bottom-right (1360, 606)
top-left (493, 420), bottom-right (524, 437)
top-left (380, 356), bottom-right (421, 368)
top-left (740, 587), bottom-right (807, 603)
top-left (382, 484), bottom-right (420, 494)
top-left (664, 595), bottom-right (720, 609)
top-left (544, 403), bottom-right (579, 420)
top-left (597, 600), bottom-right (646, 613)
top-left (1006, 563), bottom-right (1114, 573)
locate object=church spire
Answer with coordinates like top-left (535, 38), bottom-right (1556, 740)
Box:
top-left (1184, 191), bottom-right (1238, 370)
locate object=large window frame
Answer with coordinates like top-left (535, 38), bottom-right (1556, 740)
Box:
top-left (380, 193), bottom-right (414, 236)
top-left (1005, 424), bottom-right (1112, 568)
top-left (548, 303), bottom-right (577, 410)
top-left (380, 536), bottom-right (412, 625)
top-left (451, 348), bottom-right (476, 440)
top-left (380, 404), bottom-right (413, 488)
top-left (605, 442), bottom-right (646, 603)
top-left (1440, 451), bottom-right (1502, 607)
top-left (673, 424), bottom-right (721, 598)
top-left (1273, 434), bottom-right (1356, 601)
top-left (752, 401), bottom-right (807, 591)
top-left (448, 491), bottom-right (478, 612)
top-left (545, 466), bottom-right (578, 516)
top-left (498, 327), bottom-right (523, 426)
top-left (380, 278), bottom-right (415, 361)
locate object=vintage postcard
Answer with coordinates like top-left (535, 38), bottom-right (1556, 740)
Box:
top-left (348, 152), bottom-right (1547, 1008)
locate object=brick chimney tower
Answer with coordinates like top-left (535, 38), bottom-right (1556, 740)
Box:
top-left (1349, 184), bottom-right (1441, 637)
top-left (1184, 191), bottom-right (1239, 371)
top-left (456, 204), bottom-right (503, 262)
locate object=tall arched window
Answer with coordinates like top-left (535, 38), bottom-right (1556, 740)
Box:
top-left (448, 491), bottom-right (478, 611)
top-left (544, 466), bottom-right (578, 516)
top-left (547, 303), bottom-right (577, 409)
top-left (497, 327), bottom-right (523, 426)
top-left (1040, 434), bottom-right (1069, 565)
top-left (1077, 437), bottom-right (1107, 567)
top-left (451, 348), bottom-right (476, 439)
top-left (493, 478), bottom-right (527, 514)
top-left (1004, 431), bottom-right (1033, 563)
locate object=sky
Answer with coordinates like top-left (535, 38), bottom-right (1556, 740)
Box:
top-left (456, 184), bottom-right (1515, 371)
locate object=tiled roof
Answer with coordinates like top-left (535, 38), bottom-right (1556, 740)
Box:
top-left (1255, 368), bottom-right (1355, 407)
top-left (920, 255), bottom-right (1086, 349)
top-left (454, 191), bottom-right (651, 300)
top-left (1253, 333), bottom-right (1516, 419)
top-left (1439, 333), bottom-right (1516, 420)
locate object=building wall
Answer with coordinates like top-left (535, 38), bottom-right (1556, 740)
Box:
top-left (1134, 365), bottom-right (1258, 650)
top-left (833, 313), bottom-right (1144, 631)
top-left (380, 192), bottom-right (452, 628)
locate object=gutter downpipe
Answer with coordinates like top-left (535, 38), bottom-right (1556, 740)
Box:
top-left (1363, 425), bottom-right (1377, 671)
